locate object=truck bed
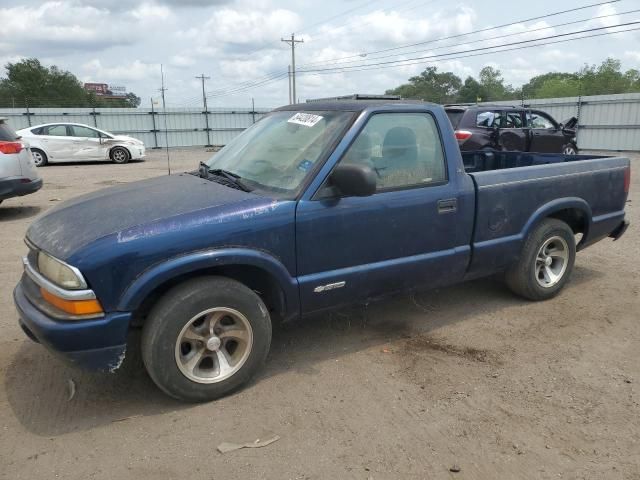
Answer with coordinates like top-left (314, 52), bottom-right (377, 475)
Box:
top-left (462, 151), bottom-right (607, 173)
top-left (463, 152), bottom-right (630, 279)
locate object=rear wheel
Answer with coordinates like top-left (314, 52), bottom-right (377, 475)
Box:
top-left (31, 149), bottom-right (47, 167)
top-left (110, 147), bottom-right (130, 164)
top-left (141, 276), bottom-right (272, 402)
top-left (505, 219), bottom-right (576, 301)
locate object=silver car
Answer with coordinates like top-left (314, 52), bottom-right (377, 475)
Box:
top-left (0, 118), bottom-right (42, 206)
top-left (16, 123), bottom-right (145, 166)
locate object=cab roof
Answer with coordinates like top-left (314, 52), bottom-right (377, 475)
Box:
top-left (274, 99), bottom-right (436, 113)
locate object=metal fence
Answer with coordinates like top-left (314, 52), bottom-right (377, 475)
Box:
top-left (0, 106), bottom-right (271, 148)
top-left (480, 92), bottom-right (640, 151)
top-left (1, 92), bottom-right (639, 151)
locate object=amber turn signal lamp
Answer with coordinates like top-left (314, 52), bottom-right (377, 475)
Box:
top-left (40, 288), bottom-right (104, 316)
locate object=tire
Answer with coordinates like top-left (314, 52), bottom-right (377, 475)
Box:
top-left (110, 146), bottom-right (130, 164)
top-left (31, 148), bottom-right (48, 167)
top-left (141, 276), bottom-right (272, 402)
top-left (562, 143), bottom-right (578, 155)
top-left (505, 219), bottom-right (576, 301)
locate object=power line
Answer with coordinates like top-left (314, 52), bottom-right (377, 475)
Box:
top-left (297, 26), bottom-right (640, 76)
top-left (176, 0), bottom-right (441, 104)
top-left (297, 0), bottom-right (622, 68)
top-left (204, 23), bottom-right (639, 100)
top-left (297, 8), bottom-right (640, 69)
top-left (197, 4), bottom-right (632, 101)
top-left (299, 20), bottom-right (640, 73)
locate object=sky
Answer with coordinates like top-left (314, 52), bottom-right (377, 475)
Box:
top-left (0, 0), bottom-right (639, 109)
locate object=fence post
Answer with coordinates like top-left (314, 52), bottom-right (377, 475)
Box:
top-left (203, 107), bottom-right (212, 147)
top-left (576, 95), bottom-right (582, 148)
top-left (91, 106), bottom-right (98, 127)
top-left (25, 99), bottom-right (31, 127)
top-left (150, 97), bottom-right (159, 149)
top-left (251, 97), bottom-right (256, 124)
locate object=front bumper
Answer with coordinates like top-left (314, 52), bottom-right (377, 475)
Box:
top-left (131, 145), bottom-right (145, 159)
top-left (0, 176), bottom-right (43, 201)
top-left (14, 280), bottom-right (131, 371)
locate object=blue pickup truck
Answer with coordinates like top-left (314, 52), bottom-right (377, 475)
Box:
top-left (14, 100), bottom-right (630, 401)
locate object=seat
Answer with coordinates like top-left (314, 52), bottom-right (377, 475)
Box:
top-left (381, 127), bottom-right (418, 172)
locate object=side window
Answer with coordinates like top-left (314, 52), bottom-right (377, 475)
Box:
top-left (71, 125), bottom-right (100, 138)
top-left (476, 110), bottom-right (500, 127)
top-left (341, 113), bottom-right (446, 190)
top-left (527, 112), bottom-right (555, 129)
top-left (502, 111), bottom-right (523, 128)
top-left (31, 127), bottom-right (44, 135)
top-left (44, 125), bottom-right (68, 136)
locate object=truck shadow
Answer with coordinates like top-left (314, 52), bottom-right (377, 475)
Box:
top-left (4, 266), bottom-right (603, 436)
top-left (46, 159), bottom-right (145, 167)
top-left (0, 205), bottom-right (41, 222)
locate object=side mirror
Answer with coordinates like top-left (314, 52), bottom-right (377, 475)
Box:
top-left (330, 163), bottom-right (377, 197)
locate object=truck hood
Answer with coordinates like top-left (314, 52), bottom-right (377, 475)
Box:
top-left (26, 173), bottom-right (258, 260)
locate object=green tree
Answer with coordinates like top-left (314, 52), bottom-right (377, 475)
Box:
top-left (578, 57), bottom-right (637, 95)
top-left (457, 76), bottom-right (485, 103)
top-left (124, 92), bottom-right (141, 108)
top-left (478, 66), bottom-right (515, 101)
top-left (386, 66), bottom-right (462, 103)
top-left (0, 58), bottom-right (89, 107)
top-left (0, 58), bottom-right (142, 108)
top-left (521, 72), bottom-right (579, 99)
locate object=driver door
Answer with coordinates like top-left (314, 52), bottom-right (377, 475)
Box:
top-left (295, 112), bottom-right (470, 313)
top-left (68, 125), bottom-right (106, 161)
top-left (526, 110), bottom-right (565, 153)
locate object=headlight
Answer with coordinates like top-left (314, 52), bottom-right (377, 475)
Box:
top-left (37, 251), bottom-right (86, 290)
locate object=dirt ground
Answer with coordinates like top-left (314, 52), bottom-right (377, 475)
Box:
top-left (0, 148), bottom-right (638, 480)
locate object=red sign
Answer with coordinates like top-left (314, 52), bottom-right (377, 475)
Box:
top-left (84, 83), bottom-right (109, 95)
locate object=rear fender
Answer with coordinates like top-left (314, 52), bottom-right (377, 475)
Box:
top-left (118, 248), bottom-right (299, 319)
top-left (521, 197), bottom-right (592, 247)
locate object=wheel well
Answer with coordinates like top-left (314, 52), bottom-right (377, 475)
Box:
top-left (129, 265), bottom-right (287, 327)
top-left (548, 208), bottom-right (587, 235)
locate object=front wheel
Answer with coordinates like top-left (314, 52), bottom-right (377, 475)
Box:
top-left (562, 143), bottom-right (578, 155)
top-left (141, 276), bottom-right (272, 402)
top-left (110, 146), bottom-right (130, 164)
top-left (505, 219), bottom-right (576, 301)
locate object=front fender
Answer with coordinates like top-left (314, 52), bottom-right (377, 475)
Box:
top-left (117, 248), bottom-right (299, 316)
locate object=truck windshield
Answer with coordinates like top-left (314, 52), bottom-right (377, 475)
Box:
top-left (205, 110), bottom-right (354, 196)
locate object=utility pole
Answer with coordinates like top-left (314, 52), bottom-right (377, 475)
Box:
top-left (287, 65), bottom-right (292, 104)
top-left (281, 34), bottom-right (303, 104)
top-left (195, 74), bottom-right (212, 147)
top-left (159, 64), bottom-right (171, 175)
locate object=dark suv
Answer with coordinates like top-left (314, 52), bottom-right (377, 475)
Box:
top-left (445, 105), bottom-right (578, 154)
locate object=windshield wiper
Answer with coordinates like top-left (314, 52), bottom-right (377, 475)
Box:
top-left (198, 162), bottom-right (252, 192)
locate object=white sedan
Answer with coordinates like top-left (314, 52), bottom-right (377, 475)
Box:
top-left (16, 123), bottom-right (145, 166)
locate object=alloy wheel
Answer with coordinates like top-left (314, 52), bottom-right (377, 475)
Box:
top-left (174, 307), bottom-right (253, 384)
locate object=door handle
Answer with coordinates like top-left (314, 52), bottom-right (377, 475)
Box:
top-left (437, 198), bottom-right (457, 214)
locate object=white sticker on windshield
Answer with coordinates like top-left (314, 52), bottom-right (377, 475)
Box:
top-left (288, 112), bottom-right (323, 127)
